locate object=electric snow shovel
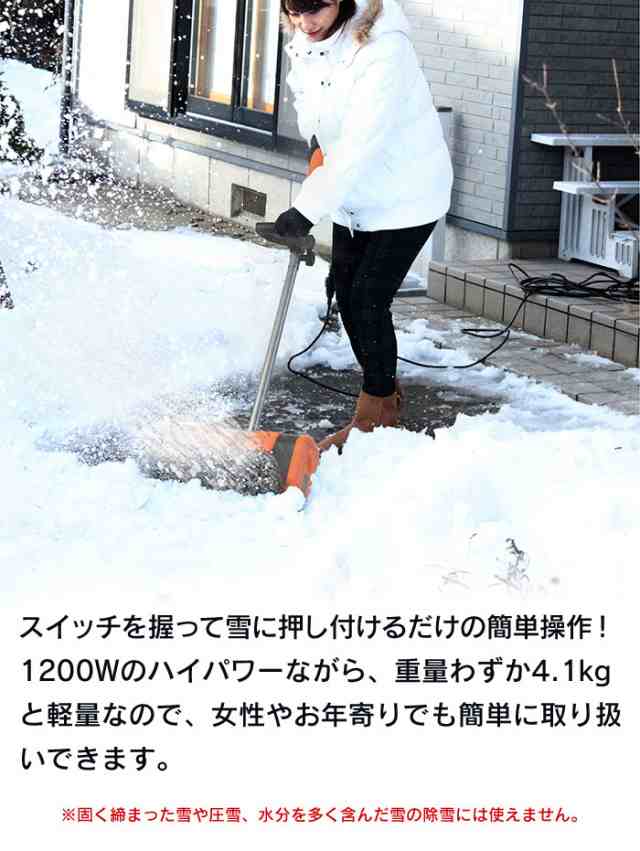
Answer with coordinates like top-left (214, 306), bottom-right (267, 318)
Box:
top-left (242, 223), bottom-right (320, 496)
top-left (134, 226), bottom-right (319, 498)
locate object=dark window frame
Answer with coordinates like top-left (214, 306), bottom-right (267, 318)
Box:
top-left (124, 0), bottom-right (306, 156)
top-left (186, 0), bottom-right (276, 132)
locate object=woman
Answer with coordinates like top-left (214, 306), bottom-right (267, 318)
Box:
top-left (275, 0), bottom-right (453, 451)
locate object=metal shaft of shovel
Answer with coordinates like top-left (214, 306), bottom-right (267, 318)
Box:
top-left (248, 250), bottom-right (302, 431)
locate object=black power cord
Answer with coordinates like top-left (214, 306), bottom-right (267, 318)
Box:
top-left (287, 262), bottom-right (639, 397)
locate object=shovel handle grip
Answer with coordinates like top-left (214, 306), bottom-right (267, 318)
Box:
top-left (255, 222), bottom-right (315, 255)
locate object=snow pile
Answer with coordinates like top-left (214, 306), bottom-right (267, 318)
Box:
top-left (0, 201), bottom-right (331, 432)
top-left (0, 58), bottom-right (59, 159)
top-left (1, 198), bottom-right (639, 605)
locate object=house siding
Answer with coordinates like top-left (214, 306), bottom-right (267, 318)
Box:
top-left (400, 0), bottom-right (523, 231)
top-left (512, 0), bottom-right (640, 234)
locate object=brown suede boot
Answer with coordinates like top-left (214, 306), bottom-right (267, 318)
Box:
top-left (380, 379), bottom-right (404, 427)
top-left (317, 420), bottom-right (352, 453)
top-left (318, 391), bottom-right (395, 453)
top-left (395, 378), bottom-right (403, 412)
top-left (380, 392), bottom-right (400, 428)
top-left (352, 390), bottom-right (386, 431)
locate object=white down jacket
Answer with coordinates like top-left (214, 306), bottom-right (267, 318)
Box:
top-left (284, 0), bottom-right (453, 232)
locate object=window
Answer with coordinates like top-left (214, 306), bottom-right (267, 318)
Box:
top-left (126, 0), bottom-right (304, 150)
top-left (187, 0), bottom-right (282, 131)
top-left (127, 0), bottom-right (175, 111)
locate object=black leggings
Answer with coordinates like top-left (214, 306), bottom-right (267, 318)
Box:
top-left (329, 220), bottom-right (437, 397)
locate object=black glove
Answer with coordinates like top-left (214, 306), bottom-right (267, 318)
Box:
top-left (274, 207), bottom-right (313, 238)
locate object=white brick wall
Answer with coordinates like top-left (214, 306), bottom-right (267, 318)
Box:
top-left (398, 0), bottom-right (521, 229)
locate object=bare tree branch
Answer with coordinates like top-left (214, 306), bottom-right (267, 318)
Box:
top-left (523, 62), bottom-right (639, 238)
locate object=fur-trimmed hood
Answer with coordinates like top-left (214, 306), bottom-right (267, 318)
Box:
top-left (281, 0), bottom-right (404, 46)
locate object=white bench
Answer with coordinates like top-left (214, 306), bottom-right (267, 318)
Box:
top-left (552, 180), bottom-right (639, 195)
top-left (531, 133), bottom-right (639, 279)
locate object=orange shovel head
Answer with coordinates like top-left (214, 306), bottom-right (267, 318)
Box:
top-left (249, 432), bottom-right (320, 497)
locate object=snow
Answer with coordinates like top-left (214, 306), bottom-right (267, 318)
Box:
top-left (1, 61), bottom-right (638, 851)
top-left (563, 350), bottom-right (622, 368)
top-left (0, 58), bottom-right (59, 159)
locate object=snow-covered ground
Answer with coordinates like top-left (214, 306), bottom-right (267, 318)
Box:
top-left (1, 61), bottom-right (638, 851)
top-left (2, 193), bottom-right (638, 603)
